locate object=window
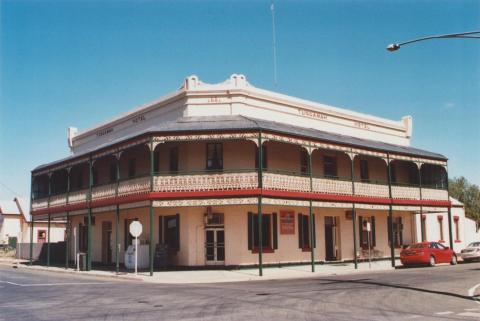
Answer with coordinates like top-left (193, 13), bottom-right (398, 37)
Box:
top-left (358, 216), bottom-right (376, 249)
top-left (128, 158), bottom-right (136, 178)
top-left (76, 171), bottom-right (83, 190)
top-left (454, 216), bottom-right (460, 241)
top-left (409, 165), bottom-right (419, 185)
top-left (298, 214), bottom-right (316, 250)
top-left (437, 216), bottom-right (444, 241)
top-left (390, 163), bottom-right (397, 183)
top-left (421, 215), bottom-right (427, 242)
top-left (255, 145), bottom-right (268, 170)
top-left (206, 143), bottom-right (223, 170)
top-left (153, 151), bottom-right (160, 173)
top-left (37, 230), bottom-right (47, 243)
top-left (300, 150), bottom-right (310, 175)
top-left (360, 159), bottom-right (369, 181)
top-left (109, 163), bottom-right (117, 182)
top-left (389, 216), bottom-right (403, 248)
top-left (79, 224), bottom-right (87, 252)
top-left (164, 214), bottom-right (180, 251)
top-left (92, 168), bottom-right (98, 186)
top-left (169, 147), bottom-right (178, 172)
top-left (247, 212), bottom-right (277, 251)
top-left (324, 156), bottom-right (337, 178)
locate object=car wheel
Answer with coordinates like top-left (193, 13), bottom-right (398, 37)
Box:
top-left (450, 255), bottom-right (457, 265)
top-left (429, 256), bottom-right (436, 267)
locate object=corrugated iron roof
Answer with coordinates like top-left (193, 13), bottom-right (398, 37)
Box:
top-left (33, 115), bottom-right (446, 172)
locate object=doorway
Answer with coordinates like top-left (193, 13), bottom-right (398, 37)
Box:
top-left (325, 216), bottom-right (339, 261)
top-left (205, 228), bottom-right (225, 265)
top-left (102, 221), bottom-right (112, 264)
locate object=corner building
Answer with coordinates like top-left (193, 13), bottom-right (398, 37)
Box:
top-left (30, 74), bottom-right (454, 274)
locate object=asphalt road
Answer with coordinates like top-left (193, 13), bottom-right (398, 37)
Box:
top-left (1, 262), bottom-right (479, 321)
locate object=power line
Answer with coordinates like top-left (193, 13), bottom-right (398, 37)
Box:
top-left (0, 180), bottom-right (20, 198)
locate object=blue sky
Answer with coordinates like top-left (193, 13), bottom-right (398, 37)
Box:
top-left (1, 0), bottom-right (479, 202)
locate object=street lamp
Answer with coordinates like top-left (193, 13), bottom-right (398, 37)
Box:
top-left (387, 30), bottom-right (480, 52)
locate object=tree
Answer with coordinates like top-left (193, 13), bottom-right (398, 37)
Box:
top-left (449, 176), bottom-right (480, 223)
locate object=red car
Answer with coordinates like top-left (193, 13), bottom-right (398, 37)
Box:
top-left (400, 242), bottom-right (457, 267)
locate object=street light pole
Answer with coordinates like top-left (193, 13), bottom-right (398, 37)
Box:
top-left (387, 30), bottom-right (480, 52)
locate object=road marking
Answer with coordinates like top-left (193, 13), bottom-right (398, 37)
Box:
top-left (468, 283), bottom-right (480, 305)
top-left (0, 280), bottom-right (110, 287)
top-left (458, 312), bottom-right (480, 318)
top-left (435, 311), bottom-right (454, 315)
top-left (464, 308), bottom-right (480, 311)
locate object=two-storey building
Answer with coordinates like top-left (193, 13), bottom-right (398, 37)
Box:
top-left (30, 74), bottom-right (454, 275)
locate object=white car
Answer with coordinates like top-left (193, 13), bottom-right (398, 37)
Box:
top-left (460, 242), bottom-right (480, 262)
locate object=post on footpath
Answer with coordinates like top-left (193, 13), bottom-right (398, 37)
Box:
top-left (366, 221), bottom-right (372, 269)
top-left (129, 220), bottom-right (142, 276)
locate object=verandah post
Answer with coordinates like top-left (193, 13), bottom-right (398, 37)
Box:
top-left (308, 147), bottom-right (315, 272)
top-left (149, 137), bottom-right (154, 276)
top-left (445, 168), bottom-right (454, 250)
top-left (47, 213), bottom-right (51, 267)
top-left (65, 168), bottom-right (71, 269)
top-left (257, 131), bottom-right (263, 277)
top-left (387, 154), bottom-right (395, 268)
top-left (418, 164), bottom-right (424, 242)
top-left (349, 152), bottom-right (358, 269)
top-left (87, 157), bottom-right (93, 271)
top-left (115, 153), bottom-right (120, 274)
top-left (29, 215), bottom-right (34, 265)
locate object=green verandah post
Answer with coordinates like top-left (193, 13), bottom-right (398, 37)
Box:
top-left (115, 153), bottom-right (120, 274)
top-left (87, 157), bottom-right (93, 271)
top-left (349, 152), bottom-right (358, 269)
top-left (387, 154), bottom-right (395, 268)
top-left (149, 137), bottom-right (154, 276)
top-left (308, 147), bottom-right (315, 272)
top-left (257, 132), bottom-right (263, 277)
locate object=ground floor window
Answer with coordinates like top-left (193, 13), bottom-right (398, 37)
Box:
top-left (359, 216), bottom-right (376, 249)
top-left (298, 213), bottom-right (316, 250)
top-left (454, 216), bottom-right (460, 241)
top-left (421, 215), bottom-right (427, 242)
top-left (37, 230), bottom-right (47, 243)
top-left (388, 216), bottom-right (403, 248)
top-left (78, 224), bottom-right (87, 252)
top-left (159, 214), bottom-right (180, 252)
top-left (247, 212), bottom-right (277, 251)
top-left (437, 216), bottom-right (444, 242)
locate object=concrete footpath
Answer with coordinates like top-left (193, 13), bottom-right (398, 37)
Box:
top-left (0, 257), bottom-right (401, 284)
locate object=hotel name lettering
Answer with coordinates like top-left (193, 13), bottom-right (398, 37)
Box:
top-left (299, 108), bottom-right (372, 130)
top-left (96, 127), bottom-right (113, 137)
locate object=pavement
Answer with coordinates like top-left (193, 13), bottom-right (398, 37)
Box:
top-left (0, 257), bottom-right (399, 283)
top-left (0, 262), bottom-right (479, 321)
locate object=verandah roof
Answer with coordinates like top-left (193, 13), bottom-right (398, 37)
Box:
top-left (33, 115), bottom-right (447, 172)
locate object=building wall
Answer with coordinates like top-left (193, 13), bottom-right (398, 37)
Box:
top-left (0, 216), bottom-right (22, 244)
top-left (22, 223), bottom-right (65, 244)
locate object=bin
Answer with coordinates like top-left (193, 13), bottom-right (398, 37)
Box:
top-left (78, 253), bottom-right (87, 271)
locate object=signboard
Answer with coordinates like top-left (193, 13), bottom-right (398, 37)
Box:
top-left (280, 211), bottom-right (295, 234)
top-left (129, 221), bottom-right (143, 237)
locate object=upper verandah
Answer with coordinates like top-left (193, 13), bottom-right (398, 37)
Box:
top-left (69, 74), bottom-right (413, 154)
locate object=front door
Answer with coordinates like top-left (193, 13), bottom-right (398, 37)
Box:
top-left (205, 228), bottom-right (225, 265)
top-left (325, 216), bottom-right (338, 261)
top-left (102, 221), bottom-right (112, 264)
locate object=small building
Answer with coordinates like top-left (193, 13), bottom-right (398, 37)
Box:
top-left (29, 74), bottom-right (479, 274)
top-left (0, 198), bottom-right (65, 257)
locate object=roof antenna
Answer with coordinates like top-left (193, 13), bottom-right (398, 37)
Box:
top-left (271, 1), bottom-right (278, 87)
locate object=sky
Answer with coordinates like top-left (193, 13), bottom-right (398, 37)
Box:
top-left (0, 0), bottom-right (479, 203)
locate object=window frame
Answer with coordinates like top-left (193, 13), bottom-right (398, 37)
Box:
top-left (206, 143), bottom-right (223, 171)
top-left (323, 155), bottom-right (338, 178)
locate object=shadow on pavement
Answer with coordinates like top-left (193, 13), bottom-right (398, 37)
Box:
top-left (314, 277), bottom-right (477, 302)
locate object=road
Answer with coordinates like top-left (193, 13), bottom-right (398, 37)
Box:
top-left (1, 262), bottom-right (479, 321)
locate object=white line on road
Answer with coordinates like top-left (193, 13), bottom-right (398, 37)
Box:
top-left (0, 280), bottom-right (110, 287)
top-left (458, 312), bottom-right (480, 318)
top-left (464, 308), bottom-right (480, 311)
top-left (435, 311), bottom-right (454, 315)
top-left (468, 283), bottom-right (480, 305)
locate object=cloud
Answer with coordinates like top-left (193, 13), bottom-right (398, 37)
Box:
top-left (443, 102), bottom-right (456, 109)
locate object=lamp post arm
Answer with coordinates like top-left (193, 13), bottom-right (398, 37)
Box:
top-left (387, 30), bottom-right (480, 51)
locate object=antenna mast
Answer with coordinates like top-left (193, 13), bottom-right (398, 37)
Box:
top-left (271, 2), bottom-right (278, 87)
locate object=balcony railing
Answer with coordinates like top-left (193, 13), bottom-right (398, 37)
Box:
top-left (31, 169), bottom-right (450, 211)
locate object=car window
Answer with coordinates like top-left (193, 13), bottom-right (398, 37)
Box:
top-left (468, 242), bottom-right (480, 247)
top-left (437, 243), bottom-right (446, 250)
top-left (430, 243), bottom-right (437, 249)
top-left (408, 244), bottom-right (427, 249)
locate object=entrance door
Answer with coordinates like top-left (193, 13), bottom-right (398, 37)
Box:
top-left (102, 221), bottom-right (112, 264)
top-left (325, 216), bottom-right (338, 261)
top-left (205, 229), bottom-right (225, 265)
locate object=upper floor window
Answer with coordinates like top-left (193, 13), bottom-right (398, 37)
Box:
top-left (390, 163), bottom-right (397, 183)
top-left (128, 158), bottom-right (136, 178)
top-left (255, 145), bottom-right (268, 170)
top-left (324, 156), bottom-right (337, 178)
top-left (76, 171), bottom-right (83, 190)
top-left (300, 150), bottom-right (310, 175)
top-left (360, 159), bottom-right (369, 181)
top-left (109, 163), bottom-right (117, 182)
top-left (92, 168), bottom-right (98, 186)
top-left (169, 147), bottom-right (178, 172)
top-left (206, 143), bottom-right (223, 170)
top-left (153, 151), bottom-right (160, 173)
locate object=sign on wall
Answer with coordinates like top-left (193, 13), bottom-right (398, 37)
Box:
top-left (280, 210), bottom-right (295, 235)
